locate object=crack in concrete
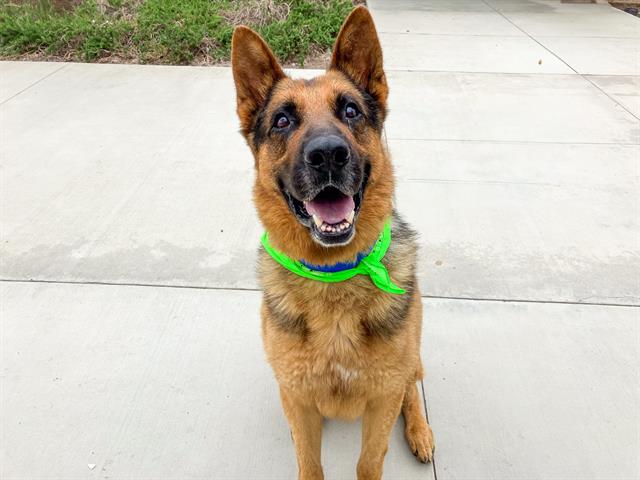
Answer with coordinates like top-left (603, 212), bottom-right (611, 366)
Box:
top-left (1, 278), bottom-right (638, 308)
top-left (0, 64), bottom-right (67, 106)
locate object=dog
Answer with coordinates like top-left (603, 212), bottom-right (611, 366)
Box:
top-left (231, 6), bottom-right (434, 479)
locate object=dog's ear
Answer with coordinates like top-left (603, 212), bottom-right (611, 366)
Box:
top-left (232, 26), bottom-right (286, 137)
top-left (329, 6), bottom-right (388, 114)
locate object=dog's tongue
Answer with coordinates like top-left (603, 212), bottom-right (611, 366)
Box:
top-left (304, 195), bottom-right (355, 225)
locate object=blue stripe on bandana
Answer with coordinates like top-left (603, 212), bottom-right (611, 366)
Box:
top-left (299, 248), bottom-right (372, 273)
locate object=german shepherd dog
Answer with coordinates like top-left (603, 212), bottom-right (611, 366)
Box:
top-left (231, 6), bottom-right (434, 479)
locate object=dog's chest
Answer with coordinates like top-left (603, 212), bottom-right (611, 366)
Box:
top-left (261, 249), bottom-right (415, 398)
top-left (308, 334), bottom-right (365, 399)
top-left (299, 304), bottom-right (389, 394)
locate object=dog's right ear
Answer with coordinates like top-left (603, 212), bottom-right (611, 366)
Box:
top-left (232, 26), bottom-right (286, 138)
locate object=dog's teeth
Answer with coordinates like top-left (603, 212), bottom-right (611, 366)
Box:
top-left (312, 214), bottom-right (323, 228)
top-left (346, 210), bottom-right (355, 223)
top-left (319, 220), bottom-right (355, 233)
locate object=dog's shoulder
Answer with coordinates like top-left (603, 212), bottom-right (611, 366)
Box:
top-left (361, 210), bottom-right (419, 339)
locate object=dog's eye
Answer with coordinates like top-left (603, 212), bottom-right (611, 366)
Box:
top-left (274, 114), bottom-right (290, 129)
top-left (345, 103), bottom-right (360, 119)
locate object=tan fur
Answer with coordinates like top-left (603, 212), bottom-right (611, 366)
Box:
top-left (232, 7), bottom-right (434, 479)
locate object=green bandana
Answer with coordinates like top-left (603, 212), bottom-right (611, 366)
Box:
top-left (261, 219), bottom-right (405, 295)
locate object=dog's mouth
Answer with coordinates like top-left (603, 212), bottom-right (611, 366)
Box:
top-left (281, 171), bottom-right (369, 247)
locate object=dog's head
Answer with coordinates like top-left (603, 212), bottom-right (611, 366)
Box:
top-left (232, 6), bottom-right (393, 264)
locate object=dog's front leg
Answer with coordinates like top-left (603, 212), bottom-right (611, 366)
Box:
top-left (357, 389), bottom-right (405, 480)
top-left (279, 387), bottom-right (324, 480)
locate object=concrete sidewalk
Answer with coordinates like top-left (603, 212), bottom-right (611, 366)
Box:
top-left (1, 0), bottom-right (639, 479)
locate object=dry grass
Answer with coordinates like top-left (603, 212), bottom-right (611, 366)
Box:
top-left (222, 0), bottom-right (291, 28)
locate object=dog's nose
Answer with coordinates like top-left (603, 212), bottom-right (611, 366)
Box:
top-left (304, 135), bottom-right (350, 171)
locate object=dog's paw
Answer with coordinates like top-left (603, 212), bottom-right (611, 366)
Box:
top-left (405, 422), bottom-right (435, 463)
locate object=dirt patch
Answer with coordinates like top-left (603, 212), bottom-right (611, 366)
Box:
top-left (610, 1), bottom-right (640, 15)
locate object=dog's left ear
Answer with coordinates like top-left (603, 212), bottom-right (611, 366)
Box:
top-left (329, 6), bottom-right (388, 116)
top-left (232, 26), bottom-right (286, 138)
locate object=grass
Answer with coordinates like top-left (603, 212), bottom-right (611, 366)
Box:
top-left (0, 0), bottom-right (356, 65)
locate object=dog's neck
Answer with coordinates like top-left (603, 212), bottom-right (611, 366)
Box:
top-left (261, 218), bottom-right (406, 295)
top-left (299, 246), bottom-right (373, 273)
